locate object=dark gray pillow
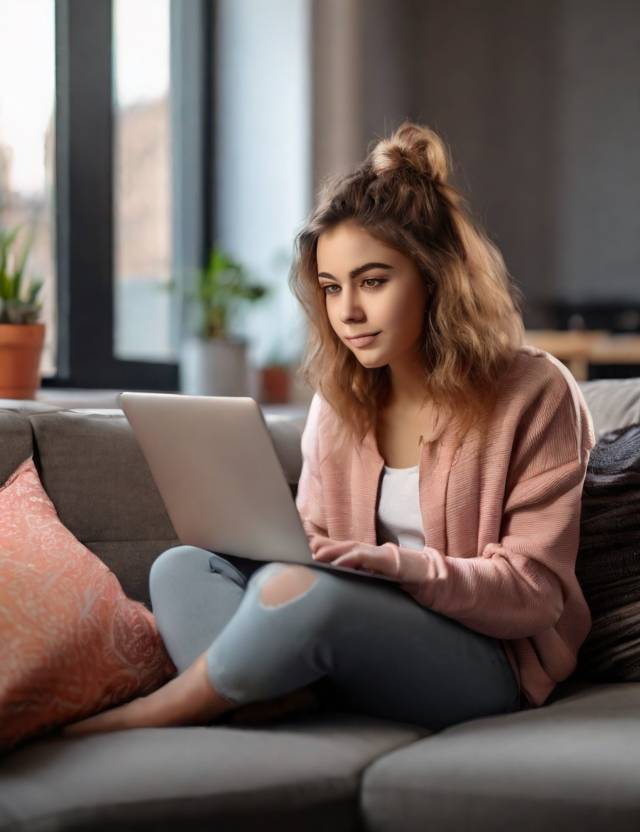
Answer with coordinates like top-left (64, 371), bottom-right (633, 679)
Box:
top-left (574, 422), bottom-right (640, 681)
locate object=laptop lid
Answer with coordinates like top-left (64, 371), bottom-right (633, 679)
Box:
top-left (119, 391), bottom-right (311, 565)
top-left (119, 391), bottom-right (400, 583)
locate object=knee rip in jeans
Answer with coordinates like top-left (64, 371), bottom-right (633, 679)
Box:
top-left (259, 564), bottom-right (318, 609)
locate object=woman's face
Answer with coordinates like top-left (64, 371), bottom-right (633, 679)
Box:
top-left (316, 220), bottom-right (429, 371)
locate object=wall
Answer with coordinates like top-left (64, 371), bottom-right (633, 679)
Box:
top-left (313, 0), bottom-right (640, 326)
top-left (214, 0), bottom-right (311, 381)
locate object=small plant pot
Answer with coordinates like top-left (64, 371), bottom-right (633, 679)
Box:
top-left (0, 323), bottom-right (46, 399)
top-left (179, 335), bottom-right (250, 396)
top-left (260, 365), bottom-right (290, 404)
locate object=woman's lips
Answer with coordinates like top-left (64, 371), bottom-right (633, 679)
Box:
top-left (347, 332), bottom-right (380, 347)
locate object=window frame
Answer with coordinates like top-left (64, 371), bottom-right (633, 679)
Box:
top-left (44, 0), bottom-right (214, 390)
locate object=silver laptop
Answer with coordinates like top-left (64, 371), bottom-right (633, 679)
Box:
top-left (118, 392), bottom-right (400, 584)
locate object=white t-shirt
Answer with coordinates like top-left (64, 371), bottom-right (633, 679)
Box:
top-left (375, 463), bottom-right (425, 551)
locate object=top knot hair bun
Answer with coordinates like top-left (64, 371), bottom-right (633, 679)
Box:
top-left (369, 121), bottom-right (450, 184)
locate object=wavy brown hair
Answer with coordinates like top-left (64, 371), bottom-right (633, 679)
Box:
top-left (289, 121), bottom-right (526, 452)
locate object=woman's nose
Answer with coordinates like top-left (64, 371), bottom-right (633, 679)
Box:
top-left (338, 290), bottom-right (365, 322)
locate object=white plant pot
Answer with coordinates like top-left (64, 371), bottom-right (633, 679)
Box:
top-left (179, 335), bottom-right (253, 397)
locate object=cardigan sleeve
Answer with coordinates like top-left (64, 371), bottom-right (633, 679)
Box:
top-left (395, 376), bottom-right (596, 640)
top-left (294, 393), bottom-right (330, 541)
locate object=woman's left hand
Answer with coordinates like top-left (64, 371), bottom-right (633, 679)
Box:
top-left (310, 535), bottom-right (402, 580)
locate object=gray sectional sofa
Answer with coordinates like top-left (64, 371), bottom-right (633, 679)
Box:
top-left (1, 377), bottom-right (640, 832)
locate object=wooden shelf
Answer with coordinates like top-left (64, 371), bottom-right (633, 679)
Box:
top-left (525, 330), bottom-right (640, 380)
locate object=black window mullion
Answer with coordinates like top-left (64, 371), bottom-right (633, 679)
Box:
top-left (170, 0), bottom-right (209, 359)
top-left (202, 0), bottom-right (216, 264)
top-left (51, 0), bottom-right (114, 387)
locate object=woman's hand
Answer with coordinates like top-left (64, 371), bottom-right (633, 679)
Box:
top-left (309, 534), bottom-right (402, 580)
top-left (309, 534), bottom-right (444, 593)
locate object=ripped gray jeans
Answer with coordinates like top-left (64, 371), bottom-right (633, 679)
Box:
top-left (148, 545), bottom-right (523, 731)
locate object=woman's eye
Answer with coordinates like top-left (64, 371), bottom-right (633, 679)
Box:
top-left (322, 278), bottom-right (386, 294)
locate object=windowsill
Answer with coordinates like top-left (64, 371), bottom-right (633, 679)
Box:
top-left (30, 388), bottom-right (309, 419)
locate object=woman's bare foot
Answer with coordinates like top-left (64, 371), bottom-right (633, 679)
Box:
top-left (61, 652), bottom-right (238, 736)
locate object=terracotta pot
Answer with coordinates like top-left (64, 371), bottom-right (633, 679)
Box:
top-left (260, 365), bottom-right (290, 404)
top-left (0, 323), bottom-right (46, 399)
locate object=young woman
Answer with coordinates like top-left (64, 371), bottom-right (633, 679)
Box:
top-left (63, 121), bottom-right (596, 736)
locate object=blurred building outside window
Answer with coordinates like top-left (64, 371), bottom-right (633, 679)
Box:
top-left (113, 0), bottom-right (174, 362)
top-left (0, 0), bottom-right (56, 376)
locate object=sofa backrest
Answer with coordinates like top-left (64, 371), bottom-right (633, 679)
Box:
top-left (577, 377), bottom-right (640, 438)
top-left (1, 376), bottom-right (639, 606)
top-left (0, 403), bottom-right (307, 605)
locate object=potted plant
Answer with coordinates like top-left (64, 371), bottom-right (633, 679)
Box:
top-left (0, 225), bottom-right (45, 399)
top-left (173, 246), bottom-right (270, 396)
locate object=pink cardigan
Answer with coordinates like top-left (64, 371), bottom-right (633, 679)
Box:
top-left (295, 345), bottom-right (596, 707)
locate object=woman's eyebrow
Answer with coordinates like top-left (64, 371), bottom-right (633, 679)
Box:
top-left (317, 262), bottom-right (393, 281)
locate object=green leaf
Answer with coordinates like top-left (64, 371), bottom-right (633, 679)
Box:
top-left (0, 228), bottom-right (18, 279)
top-left (27, 278), bottom-right (43, 304)
top-left (0, 223), bottom-right (43, 323)
top-left (13, 226), bottom-right (35, 302)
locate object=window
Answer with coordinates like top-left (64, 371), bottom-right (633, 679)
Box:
top-left (113, 0), bottom-right (174, 362)
top-left (0, 0), bottom-right (57, 376)
top-left (39, 0), bottom-right (210, 391)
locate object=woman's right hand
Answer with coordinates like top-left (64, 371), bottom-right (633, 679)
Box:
top-left (308, 533), bottom-right (336, 557)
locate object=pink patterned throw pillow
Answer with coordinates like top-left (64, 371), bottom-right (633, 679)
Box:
top-left (0, 456), bottom-right (177, 752)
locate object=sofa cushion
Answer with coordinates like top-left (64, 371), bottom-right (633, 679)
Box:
top-left (30, 410), bottom-right (177, 544)
top-left (578, 377), bottom-right (640, 439)
top-left (0, 410), bottom-right (33, 484)
top-left (27, 410), bottom-right (180, 604)
top-left (0, 457), bottom-right (176, 752)
top-left (574, 421), bottom-right (640, 683)
top-left (360, 680), bottom-right (640, 831)
top-left (0, 712), bottom-right (425, 831)
top-left (263, 413), bottom-right (307, 484)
